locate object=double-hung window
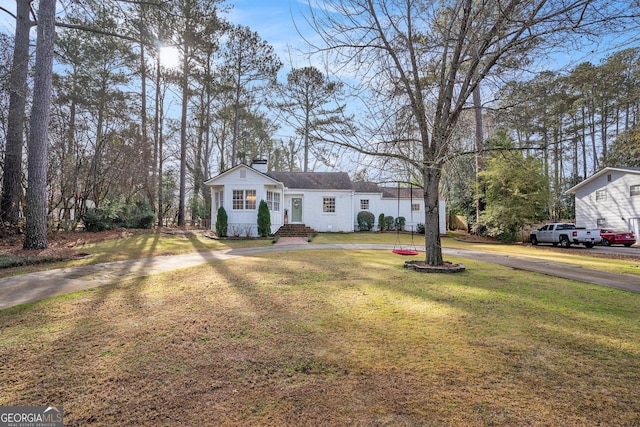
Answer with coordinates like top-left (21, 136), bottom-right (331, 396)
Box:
top-left (233, 189), bottom-right (256, 210)
top-left (360, 199), bottom-right (369, 210)
top-left (631, 185), bottom-right (640, 197)
top-left (595, 189), bottom-right (607, 201)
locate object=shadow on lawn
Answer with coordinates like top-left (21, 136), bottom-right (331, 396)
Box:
top-left (3, 246), bottom-right (639, 425)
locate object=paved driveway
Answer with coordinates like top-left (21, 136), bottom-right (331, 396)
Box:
top-left (1, 244), bottom-right (639, 310)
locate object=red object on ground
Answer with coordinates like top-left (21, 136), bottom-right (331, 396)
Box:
top-left (392, 249), bottom-right (420, 256)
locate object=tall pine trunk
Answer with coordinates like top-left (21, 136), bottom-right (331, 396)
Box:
top-left (473, 84), bottom-right (484, 223)
top-left (24, 0), bottom-right (56, 250)
top-left (178, 49), bottom-right (188, 226)
top-left (1, 0), bottom-right (33, 231)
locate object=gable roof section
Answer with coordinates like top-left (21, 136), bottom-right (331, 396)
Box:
top-left (268, 172), bottom-right (353, 190)
top-left (204, 163), bottom-right (282, 186)
top-left (565, 167), bottom-right (640, 194)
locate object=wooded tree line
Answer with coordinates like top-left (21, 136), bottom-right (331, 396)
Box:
top-left (444, 47), bottom-right (640, 230)
top-left (493, 47), bottom-right (640, 220)
top-left (0, 0), bottom-right (344, 245)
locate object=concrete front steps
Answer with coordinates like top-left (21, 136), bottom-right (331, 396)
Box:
top-left (275, 224), bottom-right (317, 237)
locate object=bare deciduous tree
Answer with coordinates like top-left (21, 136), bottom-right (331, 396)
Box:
top-left (306, 0), bottom-right (639, 266)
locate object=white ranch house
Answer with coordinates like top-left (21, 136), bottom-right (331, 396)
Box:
top-left (204, 160), bottom-right (446, 236)
top-left (566, 166), bottom-right (640, 236)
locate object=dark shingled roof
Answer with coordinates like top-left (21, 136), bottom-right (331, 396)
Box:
top-left (268, 172), bottom-right (353, 190)
top-left (352, 181), bottom-right (382, 193)
top-left (380, 186), bottom-right (424, 199)
top-left (353, 181), bottom-right (424, 199)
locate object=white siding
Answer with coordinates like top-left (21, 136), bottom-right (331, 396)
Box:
top-left (285, 190), bottom-right (354, 232)
top-left (209, 165), bottom-right (284, 236)
top-left (574, 170), bottom-right (640, 233)
top-left (207, 164), bottom-right (447, 236)
top-left (353, 193), bottom-right (446, 234)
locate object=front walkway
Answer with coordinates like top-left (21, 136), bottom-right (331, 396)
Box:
top-left (1, 244), bottom-right (639, 310)
top-left (274, 237), bottom-right (310, 245)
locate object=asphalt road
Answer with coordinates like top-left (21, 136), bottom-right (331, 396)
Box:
top-left (573, 244), bottom-right (640, 256)
top-left (529, 241), bottom-right (640, 256)
top-left (1, 243), bottom-right (639, 311)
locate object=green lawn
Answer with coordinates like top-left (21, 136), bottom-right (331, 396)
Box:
top-left (1, 248), bottom-right (638, 425)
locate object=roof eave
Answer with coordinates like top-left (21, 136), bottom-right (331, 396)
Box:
top-left (565, 167), bottom-right (640, 194)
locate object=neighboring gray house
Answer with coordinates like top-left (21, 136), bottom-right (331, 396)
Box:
top-left (204, 160), bottom-right (447, 236)
top-left (566, 167), bottom-right (640, 235)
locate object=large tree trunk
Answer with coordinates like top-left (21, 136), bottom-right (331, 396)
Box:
top-left (1, 0), bottom-right (33, 231)
top-left (24, 0), bottom-right (56, 250)
top-left (423, 163), bottom-right (443, 266)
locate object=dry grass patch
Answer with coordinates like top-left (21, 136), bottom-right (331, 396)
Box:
top-left (1, 250), bottom-right (639, 426)
top-left (0, 230), bottom-right (272, 278)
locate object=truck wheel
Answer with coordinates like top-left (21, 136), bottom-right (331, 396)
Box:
top-left (530, 235), bottom-right (538, 245)
top-left (560, 236), bottom-right (570, 248)
top-left (601, 238), bottom-right (610, 246)
top-left (584, 243), bottom-right (594, 248)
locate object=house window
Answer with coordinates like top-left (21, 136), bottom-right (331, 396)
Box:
top-left (323, 197), bottom-right (336, 213)
top-left (631, 185), bottom-right (640, 197)
top-left (597, 218), bottom-right (607, 227)
top-left (267, 191), bottom-right (280, 211)
top-left (412, 203), bottom-right (420, 212)
top-left (233, 189), bottom-right (256, 210)
top-left (595, 189), bottom-right (607, 201)
top-left (215, 190), bottom-right (224, 210)
top-left (607, 174), bottom-right (612, 182)
top-left (360, 199), bottom-right (369, 210)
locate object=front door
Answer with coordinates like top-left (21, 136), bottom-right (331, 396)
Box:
top-left (292, 197), bottom-right (302, 222)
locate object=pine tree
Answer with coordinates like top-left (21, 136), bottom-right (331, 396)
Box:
top-left (215, 206), bottom-right (228, 237)
top-left (257, 200), bottom-right (271, 237)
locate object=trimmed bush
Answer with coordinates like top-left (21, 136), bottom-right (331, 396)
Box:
top-left (257, 200), bottom-right (271, 237)
top-left (417, 223), bottom-right (425, 234)
top-left (384, 215), bottom-right (395, 231)
top-left (395, 216), bottom-right (406, 231)
top-left (378, 213), bottom-right (385, 231)
top-left (357, 211), bottom-right (375, 231)
top-left (216, 206), bottom-right (228, 237)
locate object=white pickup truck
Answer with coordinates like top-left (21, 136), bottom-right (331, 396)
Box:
top-left (530, 223), bottom-right (602, 248)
